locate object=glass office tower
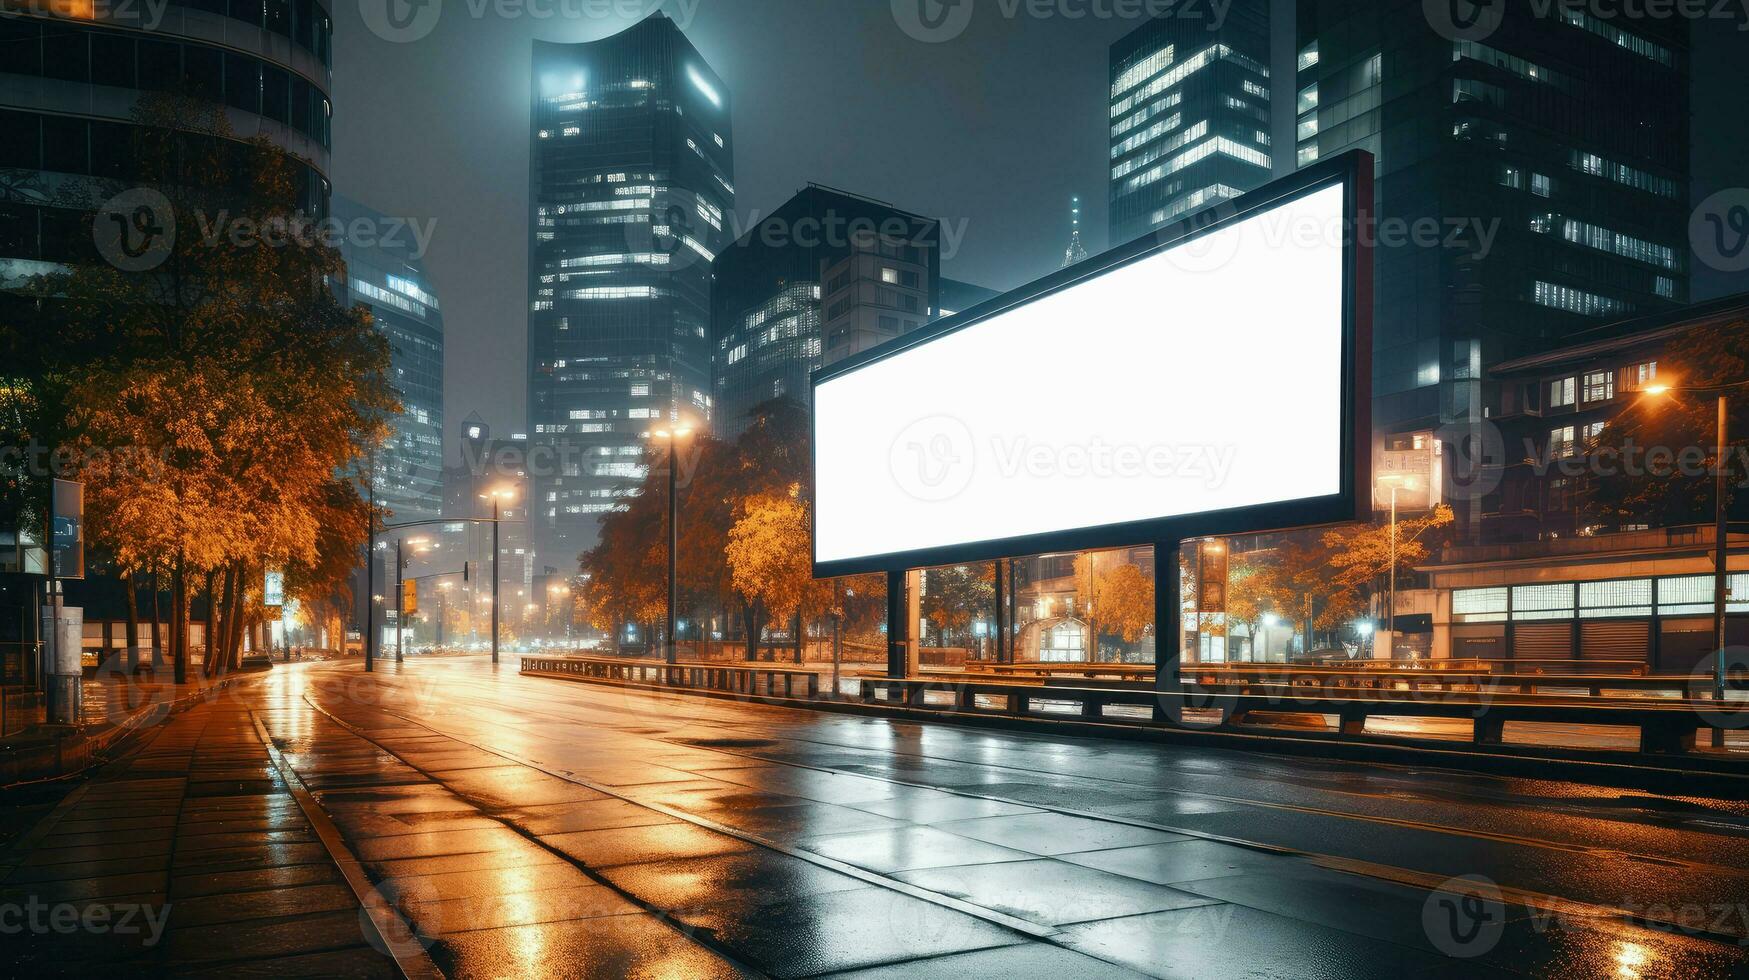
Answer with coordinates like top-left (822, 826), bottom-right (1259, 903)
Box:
top-left (527, 14), bottom-right (734, 561)
top-left (335, 196), bottom-right (445, 523)
top-left (1107, 0), bottom-right (1273, 248)
top-left (1296, 0), bottom-right (1689, 452)
top-left (713, 186), bottom-right (938, 435)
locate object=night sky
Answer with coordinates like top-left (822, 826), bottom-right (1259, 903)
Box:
top-left (329, 0), bottom-right (1749, 459)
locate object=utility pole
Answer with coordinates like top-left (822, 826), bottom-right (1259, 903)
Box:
top-left (365, 463), bottom-right (375, 673)
top-left (491, 496), bottom-right (501, 665)
top-left (1713, 394), bottom-right (1729, 748)
top-left (395, 537), bottom-right (404, 665)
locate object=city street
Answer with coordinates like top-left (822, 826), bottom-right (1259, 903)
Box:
top-left (8, 656), bottom-right (1748, 977)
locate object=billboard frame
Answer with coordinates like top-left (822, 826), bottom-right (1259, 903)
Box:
top-left (810, 150), bottom-right (1373, 578)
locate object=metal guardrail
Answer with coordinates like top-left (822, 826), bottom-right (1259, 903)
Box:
top-left (859, 676), bottom-right (1744, 755)
top-left (520, 656), bottom-right (822, 699)
top-left (962, 658), bottom-right (1652, 677)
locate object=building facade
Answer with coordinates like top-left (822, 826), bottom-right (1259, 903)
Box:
top-left (712, 185), bottom-right (938, 434)
top-left (1107, 0), bottom-right (1274, 248)
top-left (335, 196), bottom-right (443, 524)
top-left (1294, 0), bottom-right (1690, 521)
top-left (526, 14), bottom-right (735, 562)
top-left (0, 1), bottom-right (334, 286)
top-left (1406, 294), bottom-right (1749, 671)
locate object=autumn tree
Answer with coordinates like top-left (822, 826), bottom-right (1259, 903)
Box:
top-left (1319, 504), bottom-right (1455, 634)
top-left (726, 489), bottom-right (829, 662)
top-left (1073, 554), bottom-right (1155, 660)
top-left (11, 93), bottom-right (396, 680)
top-left (1585, 317), bottom-right (1749, 529)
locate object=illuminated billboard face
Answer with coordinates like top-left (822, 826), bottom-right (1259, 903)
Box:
top-left (813, 170), bottom-right (1365, 576)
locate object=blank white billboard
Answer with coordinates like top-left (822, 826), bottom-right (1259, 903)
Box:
top-left (813, 178), bottom-right (1357, 573)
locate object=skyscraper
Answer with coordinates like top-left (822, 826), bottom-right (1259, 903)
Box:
top-left (713, 186), bottom-right (938, 434)
top-left (0, 3), bottom-right (333, 287)
top-left (335, 196), bottom-right (444, 523)
top-left (1295, 0), bottom-right (1689, 517)
top-left (1107, 0), bottom-right (1274, 248)
top-left (527, 14), bottom-right (734, 561)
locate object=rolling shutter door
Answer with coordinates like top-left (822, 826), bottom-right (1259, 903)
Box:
top-left (1512, 622), bottom-right (1572, 661)
top-left (1579, 621), bottom-right (1649, 664)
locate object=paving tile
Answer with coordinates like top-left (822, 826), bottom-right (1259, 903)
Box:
top-left (364, 846), bottom-right (566, 880)
top-left (351, 826), bottom-right (530, 862)
top-left (1057, 904), bottom-right (1451, 979)
top-left (167, 883), bottom-right (359, 928)
top-left (712, 801), bottom-right (904, 839)
top-left (543, 823), bottom-right (756, 868)
top-left (430, 912), bottom-right (752, 979)
top-left (168, 945), bottom-right (398, 978)
top-left (816, 942), bottom-right (1152, 979)
top-left (671, 885), bottom-right (1021, 978)
top-left (797, 825), bottom-right (1035, 874)
top-left (377, 860), bottom-right (594, 905)
top-left (495, 798), bottom-right (679, 836)
top-left (404, 882), bottom-right (640, 934)
top-left (170, 863), bottom-right (344, 900)
top-left (596, 850), bottom-right (870, 913)
top-left (430, 766), bottom-right (610, 808)
top-left (846, 794), bottom-right (1044, 825)
top-left (1058, 839), bottom-right (1307, 886)
top-left (161, 909), bottom-right (380, 964)
top-left (894, 859), bottom-right (1220, 926)
top-left (933, 812), bottom-right (1189, 857)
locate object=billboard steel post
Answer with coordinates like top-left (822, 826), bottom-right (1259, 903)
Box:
top-left (1154, 543), bottom-right (1182, 725)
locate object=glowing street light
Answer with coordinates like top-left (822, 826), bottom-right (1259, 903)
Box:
top-left (1639, 378), bottom-right (1749, 743)
top-left (649, 423), bottom-right (696, 664)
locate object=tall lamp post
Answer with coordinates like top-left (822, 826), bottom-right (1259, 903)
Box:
top-left (649, 425), bottom-right (693, 664)
top-left (480, 489), bottom-right (516, 665)
top-left (1642, 381), bottom-right (1743, 747)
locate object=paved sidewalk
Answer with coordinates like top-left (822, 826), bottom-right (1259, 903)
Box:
top-left (0, 699), bottom-right (398, 976)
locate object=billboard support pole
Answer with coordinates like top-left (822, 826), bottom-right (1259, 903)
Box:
top-left (886, 570), bottom-right (907, 679)
top-left (1153, 542), bottom-right (1182, 726)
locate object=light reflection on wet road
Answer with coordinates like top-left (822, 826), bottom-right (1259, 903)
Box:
top-left (250, 656), bottom-right (1749, 978)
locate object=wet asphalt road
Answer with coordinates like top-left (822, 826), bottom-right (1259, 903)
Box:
top-left (38, 654), bottom-right (1748, 978)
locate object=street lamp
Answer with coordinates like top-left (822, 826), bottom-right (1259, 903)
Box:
top-left (648, 424), bottom-right (694, 664)
top-left (480, 488), bottom-right (516, 664)
top-left (1641, 380), bottom-right (1746, 745)
top-left (1376, 474), bottom-right (1417, 654)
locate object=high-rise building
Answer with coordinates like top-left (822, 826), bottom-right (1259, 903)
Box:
top-left (1295, 0), bottom-right (1690, 516)
top-left (335, 196), bottom-right (444, 524)
top-left (1107, 0), bottom-right (1274, 248)
top-left (526, 14), bottom-right (735, 561)
top-left (713, 186), bottom-right (938, 433)
top-left (0, 3), bottom-right (333, 286)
